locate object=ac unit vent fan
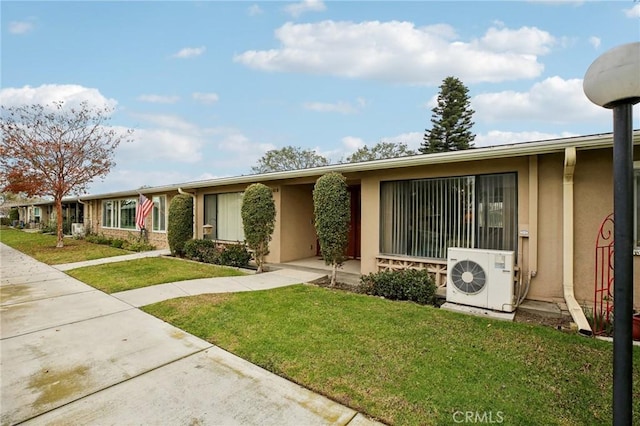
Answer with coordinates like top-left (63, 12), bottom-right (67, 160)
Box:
top-left (450, 260), bottom-right (487, 295)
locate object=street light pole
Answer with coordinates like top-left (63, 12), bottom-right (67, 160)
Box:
top-left (584, 42), bottom-right (639, 426)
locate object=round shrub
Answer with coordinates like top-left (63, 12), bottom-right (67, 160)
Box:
top-left (359, 269), bottom-right (437, 305)
top-left (167, 194), bottom-right (193, 257)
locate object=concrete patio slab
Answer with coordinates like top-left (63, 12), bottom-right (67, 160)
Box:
top-left (0, 309), bottom-right (211, 425)
top-left (1, 290), bottom-right (132, 339)
top-left (27, 347), bottom-right (359, 426)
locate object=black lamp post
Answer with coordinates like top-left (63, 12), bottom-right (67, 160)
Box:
top-left (584, 42), bottom-right (640, 425)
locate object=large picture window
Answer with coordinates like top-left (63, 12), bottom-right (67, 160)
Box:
top-left (203, 192), bottom-right (245, 241)
top-left (102, 198), bottom-right (137, 230)
top-left (380, 173), bottom-right (517, 259)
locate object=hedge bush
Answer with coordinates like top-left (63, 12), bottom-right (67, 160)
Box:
top-left (167, 194), bottom-right (193, 257)
top-left (84, 232), bottom-right (156, 252)
top-left (359, 269), bottom-right (437, 305)
top-left (183, 239), bottom-right (251, 268)
top-left (218, 243), bottom-right (251, 268)
top-left (183, 239), bottom-right (219, 263)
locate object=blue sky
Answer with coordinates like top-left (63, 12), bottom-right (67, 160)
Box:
top-left (2, 1), bottom-right (639, 195)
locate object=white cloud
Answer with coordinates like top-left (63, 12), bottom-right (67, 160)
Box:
top-left (478, 26), bottom-right (555, 55)
top-left (8, 21), bottom-right (34, 35)
top-left (472, 76), bottom-right (608, 124)
top-left (341, 136), bottom-right (365, 152)
top-left (624, 4), bottom-right (640, 18)
top-left (588, 36), bottom-right (601, 49)
top-left (137, 94), bottom-right (180, 104)
top-left (234, 21), bottom-right (554, 84)
top-left (380, 132), bottom-right (424, 151)
top-left (172, 46), bottom-right (206, 59)
top-left (248, 4), bottom-right (264, 16)
top-left (474, 130), bottom-right (579, 147)
top-left (192, 92), bottom-right (219, 104)
top-left (123, 128), bottom-right (204, 163)
top-left (0, 84), bottom-right (117, 111)
top-left (284, 0), bottom-right (326, 18)
top-left (303, 98), bottom-right (366, 114)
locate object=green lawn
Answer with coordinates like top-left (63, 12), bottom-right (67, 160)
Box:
top-left (0, 227), bottom-right (130, 264)
top-left (143, 285), bottom-right (640, 426)
top-left (67, 257), bottom-right (246, 293)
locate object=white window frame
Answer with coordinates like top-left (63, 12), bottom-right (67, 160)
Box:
top-left (102, 198), bottom-right (137, 230)
top-left (152, 195), bottom-right (167, 233)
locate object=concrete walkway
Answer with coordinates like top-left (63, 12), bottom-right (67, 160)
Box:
top-left (0, 243), bottom-right (381, 425)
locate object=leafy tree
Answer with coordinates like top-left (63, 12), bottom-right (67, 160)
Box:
top-left (0, 101), bottom-right (131, 247)
top-left (241, 183), bottom-right (276, 273)
top-left (313, 172), bottom-right (350, 286)
top-left (252, 146), bottom-right (329, 174)
top-left (346, 141), bottom-right (416, 163)
top-left (420, 76), bottom-right (475, 154)
top-left (167, 194), bottom-right (193, 257)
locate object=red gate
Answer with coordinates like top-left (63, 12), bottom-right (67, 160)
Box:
top-left (593, 213), bottom-right (614, 335)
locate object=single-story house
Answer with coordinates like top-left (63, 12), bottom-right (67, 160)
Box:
top-left (17, 131), bottom-right (640, 330)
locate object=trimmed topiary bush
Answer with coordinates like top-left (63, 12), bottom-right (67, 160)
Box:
top-left (167, 194), bottom-right (193, 257)
top-left (313, 172), bottom-right (350, 286)
top-left (241, 183), bottom-right (276, 273)
top-left (359, 269), bottom-right (437, 305)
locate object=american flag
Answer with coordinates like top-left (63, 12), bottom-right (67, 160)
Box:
top-left (136, 194), bottom-right (154, 230)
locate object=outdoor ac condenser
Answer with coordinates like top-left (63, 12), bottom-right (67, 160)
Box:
top-left (446, 247), bottom-right (516, 313)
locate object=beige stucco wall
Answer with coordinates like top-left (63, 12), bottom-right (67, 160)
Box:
top-left (529, 153), bottom-right (564, 302)
top-left (278, 184), bottom-right (317, 262)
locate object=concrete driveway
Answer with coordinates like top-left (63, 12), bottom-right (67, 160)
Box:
top-left (0, 243), bottom-right (379, 425)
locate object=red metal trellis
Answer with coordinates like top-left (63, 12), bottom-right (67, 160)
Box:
top-left (593, 213), bottom-right (614, 335)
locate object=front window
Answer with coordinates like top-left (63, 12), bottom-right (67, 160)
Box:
top-left (102, 198), bottom-right (137, 229)
top-left (203, 192), bottom-right (244, 241)
top-left (119, 199), bottom-right (137, 229)
top-left (380, 173), bottom-right (517, 259)
top-left (103, 200), bottom-right (115, 228)
top-left (153, 195), bottom-right (166, 232)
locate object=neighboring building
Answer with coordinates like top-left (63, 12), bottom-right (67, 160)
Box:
top-left (17, 132), bottom-right (640, 316)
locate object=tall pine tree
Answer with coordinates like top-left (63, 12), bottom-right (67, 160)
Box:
top-left (420, 76), bottom-right (475, 154)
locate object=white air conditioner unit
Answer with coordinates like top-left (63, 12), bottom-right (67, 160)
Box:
top-left (71, 223), bottom-right (85, 237)
top-left (446, 247), bottom-right (515, 313)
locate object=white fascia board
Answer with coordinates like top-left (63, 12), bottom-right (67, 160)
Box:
top-left (80, 130), bottom-right (638, 200)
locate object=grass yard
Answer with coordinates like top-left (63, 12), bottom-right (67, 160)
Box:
top-left (143, 285), bottom-right (640, 426)
top-left (0, 227), bottom-right (129, 264)
top-left (67, 257), bottom-right (246, 293)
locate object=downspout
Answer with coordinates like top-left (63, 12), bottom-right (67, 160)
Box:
top-left (563, 147), bottom-right (592, 336)
top-left (178, 188), bottom-right (197, 238)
